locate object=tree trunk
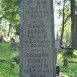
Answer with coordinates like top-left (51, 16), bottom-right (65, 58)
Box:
top-left (71, 0), bottom-right (77, 48)
top-left (8, 23), bottom-right (11, 37)
top-left (60, 0), bottom-right (65, 47)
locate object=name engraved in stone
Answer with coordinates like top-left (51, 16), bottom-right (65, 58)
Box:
top-left (28, 59), bottom-right (47, 63)
top-left (26, 1), bottom-right (47, 6)
top-left (26, 1), bottom-right (47, 9)
top-left (26, 10), bottom-right (49, 15)
top-left (24, 68), bottom-right (51, 74)
top-left (27, 30), bottom-right (47, 34)
top-left (25, 40), bottom-right (49, 44)
top-left (25, 53), bottom-right (48, 57)
top-left (29, 24), bottom-right (45, 28)
top-left (25, 0), bottom-right (48, 19)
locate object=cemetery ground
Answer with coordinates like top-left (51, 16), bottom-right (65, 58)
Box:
top-left (58, 49), bottom-right (77, 77)
top-left (0, 42), bottom-right (77, 77)
top-left (0, 42), bottom-right (19, 77)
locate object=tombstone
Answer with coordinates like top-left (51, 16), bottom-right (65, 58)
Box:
top-left (10, 42), bottom-right (19, 51)
top-left (63, 57), bottom-right (68, 67)
top-left (11, 62), bottom-right (16, 68)
top-left (55, 39), bottom-right (60, 51)
top-left (20, 0), bottom-right (56, 77)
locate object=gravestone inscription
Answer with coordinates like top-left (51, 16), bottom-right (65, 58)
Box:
top-left (20, 0), bottom-right (56, 77)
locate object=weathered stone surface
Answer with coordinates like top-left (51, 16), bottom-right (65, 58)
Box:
top-left (11, 62), bottom-right (16, 68)
top-left (63, 57), bottom-right (68, 67)
top-left (20, 0), bottom-right (56, 77)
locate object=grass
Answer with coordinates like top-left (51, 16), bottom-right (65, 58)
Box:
top-left (57, 49), bottom-right (77, 77)
top-left (0, 42), bottom-right (19, 77)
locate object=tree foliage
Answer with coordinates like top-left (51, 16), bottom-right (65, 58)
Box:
top-left (55, 0), bottom-right (72, 47)
top-left (1, 0), bottom-right (20, 35)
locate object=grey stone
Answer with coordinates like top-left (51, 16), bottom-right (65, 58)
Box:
top-left (11, 62), bottom-right (16, 68)
top-left (10, 42), bottom-right (19, 51)
top-left (63, 57), bottom-right (68, 67)
top-left (20, 0), bottom-right (56, 77)
top-left (55, 39), bottom-right (60, 51)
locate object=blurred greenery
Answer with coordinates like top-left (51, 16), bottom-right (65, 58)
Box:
top-left (0, 0), bottom-right (20, 35)
top-left (10, 52), bottom-right (19, 63)
top-left (57, 49), bottom-right (77, 77)
top-left (0, 42), bottom-right (19, 77)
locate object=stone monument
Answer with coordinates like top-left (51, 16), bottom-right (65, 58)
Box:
top-left (20, 0), bottom-right (56, 77)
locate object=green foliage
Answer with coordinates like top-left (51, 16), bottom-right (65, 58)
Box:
top-left (0, 63), bottom-right (19, 77)
top-left (64, 25), bottom-right (71, 45)
top-left (0, 42), bottom-right (19, 77)
top-left (60, 63), bottom-right (77, 77)
top-left (55, 0), bottom-right (71, 19)
top-left (10, 52), bottom-right (19, 63)
top-left (57, 49), bottom-right (77, 77)
top-left (1, 0), bottom-right (20, 35)
top-left (59, 24), bottom-right (71, 46)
